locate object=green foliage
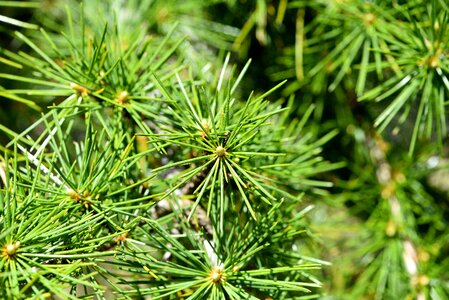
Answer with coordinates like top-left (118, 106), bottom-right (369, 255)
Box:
top-left (114, 202), bottom-right (321, 299)
top-left (1, 0), bottom-right (449, 299)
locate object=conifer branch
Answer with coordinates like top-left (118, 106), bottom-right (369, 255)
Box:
top-left (1, 0), bottom-right (448, 298)
top-left (368, 134), bottom-right (425, 299)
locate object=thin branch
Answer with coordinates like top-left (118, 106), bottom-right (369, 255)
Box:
top-left (367, 134), bottom-right (424, 299)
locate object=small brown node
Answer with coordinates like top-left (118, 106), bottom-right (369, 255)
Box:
top-left (67, 189), bottom-right (80, 201)
top-left (385, 220), bottom-right (397, 237)
top-left (156, 7), bottom-right (169, 23)
top-left (381, 183), bottom-right (395, 199)
top-left (215, 146), bottom-right (227, 158)
top-left (2, 241), bottom-right (20, 258)
top-left (363, 13), bottom-right (376, 26)
top-left (209, 265), bottom-right (226, 284)
top-left (113, 232), bottom-right (129, 244)
top-left (70, 82), bottom-right (89, 97)
top-left (115, 91), bottom-right (129, 105)
top-left (413, 274), bottom-right (430, 288)
top-left (428, 55), bottom-right (439, 68)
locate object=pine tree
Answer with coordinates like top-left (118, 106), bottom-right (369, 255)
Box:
top-left (0, 0), bottom-right (448, 299)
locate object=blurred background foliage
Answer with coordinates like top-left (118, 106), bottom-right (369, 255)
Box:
top-left (1, 0), bottom-right (449, 299)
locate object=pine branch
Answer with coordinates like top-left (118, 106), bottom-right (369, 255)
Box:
top-left (367, 134), bottom-right (426, 298)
